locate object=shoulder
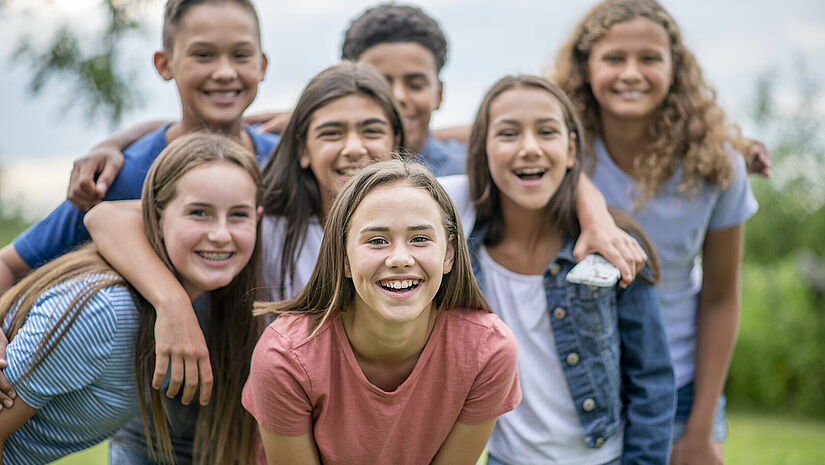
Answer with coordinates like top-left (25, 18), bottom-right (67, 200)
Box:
top-left (442, 309), bottom-right (517, 357)
top-left (122, 124), bottom-right (169, 160)
top-left (259, 314), bottom-right (334, 356)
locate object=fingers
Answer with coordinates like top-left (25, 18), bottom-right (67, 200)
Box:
top-left (95, 153), bottom-right (125, 198)
top-left (166, 355), bottom-right (184, 399)
top-left (198, 357), bottom-right (214, 406)
top-left (68, 159), bottom-right (103, 210)
top-left (180, 356), bottom-right (200, 405)
top-left (0, 373), bottom-right (16, 410)
top-left (153, 352), bottom-right (169, 391)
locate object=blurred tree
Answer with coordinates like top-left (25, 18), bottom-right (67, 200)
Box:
top-left (744, 58), bottom-right (825, 263)
top-left (8, 0), bottom-right (150, 125)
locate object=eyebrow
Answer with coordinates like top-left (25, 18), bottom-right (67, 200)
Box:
top-left (494, 117), bottom-right (561, 126)
top-left (186, 40), bottom-right (256, 49)
top-left (359, 224), bottom-right (436, 234)
top-left (313, 118), bottom-right (389, 132)
top-left (185, 201), bottom-right (254, 209)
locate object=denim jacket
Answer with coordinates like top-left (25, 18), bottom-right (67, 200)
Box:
top-left (468, 222), bottom-right (675, 464)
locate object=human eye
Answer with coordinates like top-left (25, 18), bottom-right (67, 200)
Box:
top-left (367, 237), bottom-right (388, 246)
top-left (363, 125), bottom-right (387, 138)
top-left (234, 50), bottom-right (253, 61)
top-left (230, 209), bottom-right (252, 219)
top-left (539, 126), bottom-right (560, 137)
top-left (602, 54), bottom-right (623, 64)
top-left (191, 50), bottom-right (212, 60)
top-left (495, 128), bottom-right (518, 138)
top-left (407, 77), bottom-right (429, 91)
top-left (318, 128), bottom-right (343, 139)
top-left (188, 208), bottom-right (208, 218)
top-left (641, 54), bottom-right (662, 63)
top-left (411, 235), bottom-right (431, 244)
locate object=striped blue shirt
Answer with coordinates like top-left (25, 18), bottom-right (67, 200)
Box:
top-left (3, 274), bottom-right (141, 465)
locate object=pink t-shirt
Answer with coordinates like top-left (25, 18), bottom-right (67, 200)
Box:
top-left (242, 308), bottom-right (521, 465)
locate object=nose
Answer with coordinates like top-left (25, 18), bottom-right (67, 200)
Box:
top-left (341, 131), bottom-right (369, 161)
top-left (519, 130), bottom-right (542, 158)
top-left (391, 80), bottom-right (409, 109)
top-left (385, 243), bottom-right (414, 269)
top-left (212, 56), bottom-right (238, 82)
top-left (207, 218), bottom-right (232, 245)
top-left (618, 58), bottom-right (642, 83)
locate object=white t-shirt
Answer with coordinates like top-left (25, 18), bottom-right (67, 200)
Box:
top-left (261, 215), bottom-right (324, 302)
top-left (480, 247), bottom-right (622, 465)
top-left (589, 138), bottom-right (758, 387)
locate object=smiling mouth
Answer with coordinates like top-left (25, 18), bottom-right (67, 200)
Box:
top-left (196, 251), bottom-right (233, 262)
top-left (514, 168), bottom-right (548, 181)
top-left (615, 90), bottom-right (644, 99)
top-left (204, 90), bottom-right (242, 99)
top-left (379, 279), bottom-right (420, 293)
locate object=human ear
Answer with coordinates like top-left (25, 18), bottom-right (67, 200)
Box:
top-left (299, 147), bottom-right (311, 170)
top-left (154, 50), bottom-right (174, 81)
top-left (566, 131), bottom-right (578, 169)
top-left (258, 53), bottom-right (269, 82)
top-left (433, 80), bottom-right (444, 111)
top-left (256, 205), bottom-right (264, 220)
top-left (344, 255), bottom-right (351, 278)
top-left (442, 234), bottom-right (455, 274)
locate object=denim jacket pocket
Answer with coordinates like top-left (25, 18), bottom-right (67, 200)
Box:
top-left (569, 284), bottom-right (617, 335)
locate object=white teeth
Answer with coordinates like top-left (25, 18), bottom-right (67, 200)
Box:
top-left (515, 168), bottom-right (547, 175)
top-left (381, 279), bottom-right (419, 290)
top-left (198, 252), bottom-right (232, 261)
top-left (619, 91), bottom-right (642, 99)
top-left (208, 91), bottom-right (239, 98)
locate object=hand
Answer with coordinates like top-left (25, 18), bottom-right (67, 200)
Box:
top-left (669, 431), bottom-right (723, 465)
top-left (0, 331), bottom-right (17, 411)
top-left (153, 298), bottom-right (213, 406)
top-left (257, 111), bottom-right (291, 134)
top-left (573, 223), bottom-right (647, 288)
top-left (67, 147), bottom-right (125, 210)
top-left (745, 139), bottom-right (771, 178)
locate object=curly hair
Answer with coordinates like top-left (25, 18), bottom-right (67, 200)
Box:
top-left (550, 0), bottom-right (748, 201)
top-left (341, 3), bottom-right (448, 73)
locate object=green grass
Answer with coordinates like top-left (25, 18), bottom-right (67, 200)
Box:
top-left (48, 411), bottom-right (825, 465)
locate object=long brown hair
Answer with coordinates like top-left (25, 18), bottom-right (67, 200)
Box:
top-left (1, 132), bottom-right (263, 465)
top-left (466, 75), bottom-right (585, 246)
top-left (550, 0), bottom-right (748, 202)
top-left (260, 61), bottom-right (406, 297)
top-left (256, 159), bottom-right (489, 338)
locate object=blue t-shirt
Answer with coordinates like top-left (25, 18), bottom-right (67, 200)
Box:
top-left (13, 126), bottom-right (279, 268)
top-left (3, 274), bottom-right (140, 465)
top-left (415, 133), bottom-right (466, 177)
top-left (588, 137), bottom-right (758, 387)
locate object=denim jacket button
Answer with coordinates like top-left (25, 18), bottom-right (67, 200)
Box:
top-left (566, 352), bottom-right (580, 366)
top-left (594, 437), bottom-right (605, 448)
top-left (549, 263), bottom-right (561, 275)
top-left (553, 307), bottom-right (566, 319)
top-left (582, 398), bottom-right (596, 411)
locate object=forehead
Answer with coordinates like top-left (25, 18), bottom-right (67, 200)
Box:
top-left (358, 42), bottom-right (438, 78)
top-left (489, 87), bottom-right (566, 122)
top-left (171, 2), bottom-right (260, 48)
top-left (349, 183), bottom-right (444, 232)
top-left (594, 16), bottom-right (670, 52)
top-left (171, 160), bottom-right (256, 204)
top-left (310, 93), bottom-right (389, 124)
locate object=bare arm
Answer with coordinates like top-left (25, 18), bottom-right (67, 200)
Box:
top-left (84, 200), bottom-right (212, 405)
top-left (243, 110), bottom-right (292, 134)
top-left (430, 419), bottom-right (496, 465)
top-left (68, 120), bottom-right (169, 210)
top-left (0, 247), bottom-right (30, 411)
top-left (432, 125), bottom-right (471, 144)
top-left (0, 394), bottom-right (37, 460)
top-left (573, 174), bottom-right (647, 286)
top-left (258, 426), bottom-right (321, 465)
top-left (670, 223), bottom-right (744, 465)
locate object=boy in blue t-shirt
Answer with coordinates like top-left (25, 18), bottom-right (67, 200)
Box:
top-left (0, 0), bottom-right (275, 414)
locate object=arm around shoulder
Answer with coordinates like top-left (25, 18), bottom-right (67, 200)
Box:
top-left (0, 245), bottom-right (31, 295)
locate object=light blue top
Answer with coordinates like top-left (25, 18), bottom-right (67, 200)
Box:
top-left (3, 274), bottom-right (141, 465)
top-left (589, 137), bottom-right (758, 387)
top-left (415, 133), bottom-right (466, 177)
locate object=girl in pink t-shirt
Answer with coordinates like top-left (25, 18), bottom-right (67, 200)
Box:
top-left (243, 159), bottom-right (521, 465)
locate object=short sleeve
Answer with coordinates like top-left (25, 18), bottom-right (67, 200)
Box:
top-left (5, 284), bottom-right (121, 409)
top-left (458, 317), bottom-right (521, 424)
top-left (242, 325), bottom-right (314, 435)
top-left (13, 201), bottom-right (91, 268)
top-left (708, 151), bottom-right (759, 230)
top-left (437, 175), bottom-right (476, 236)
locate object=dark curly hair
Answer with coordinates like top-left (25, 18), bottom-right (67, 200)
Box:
top-left (341, 3), bottom-right (448, 73)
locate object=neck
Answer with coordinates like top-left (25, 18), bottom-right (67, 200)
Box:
top-left (489, 196), bottom-right (563, 275)
top-left (342, 304), bottom-right (436, 365)
top-left (600, 111), bottom-right (650, 178)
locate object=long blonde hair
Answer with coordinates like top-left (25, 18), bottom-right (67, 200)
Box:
top-left (1, 132), bottom-right (263, 465)
top-left (551, 0), bottom-right (749, 201)
top-left (256, 159), bottom-right (489, 338)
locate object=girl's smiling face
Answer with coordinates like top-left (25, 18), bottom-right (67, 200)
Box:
top-left (486, 87), bottom-right (576, 213)
top-left (160, 160), bottom-right (261, 300)
top-left (586, 16), bottom-right (674, 124)
top-left (300, 93), bottom-right (397, 213)
top-left (344, 182), bottom-right (454, 327)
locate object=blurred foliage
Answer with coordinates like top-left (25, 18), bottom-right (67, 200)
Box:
top-left (8, 0), bottom-right (149, 125)
top-left (728, 59), bottom-right (825, 419)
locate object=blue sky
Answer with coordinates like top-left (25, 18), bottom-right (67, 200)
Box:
top-left (1, 0), bottom-right (824, 160)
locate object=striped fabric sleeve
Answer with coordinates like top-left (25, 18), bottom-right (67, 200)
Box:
top-left (5, 279), bottom-right (125, 409)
